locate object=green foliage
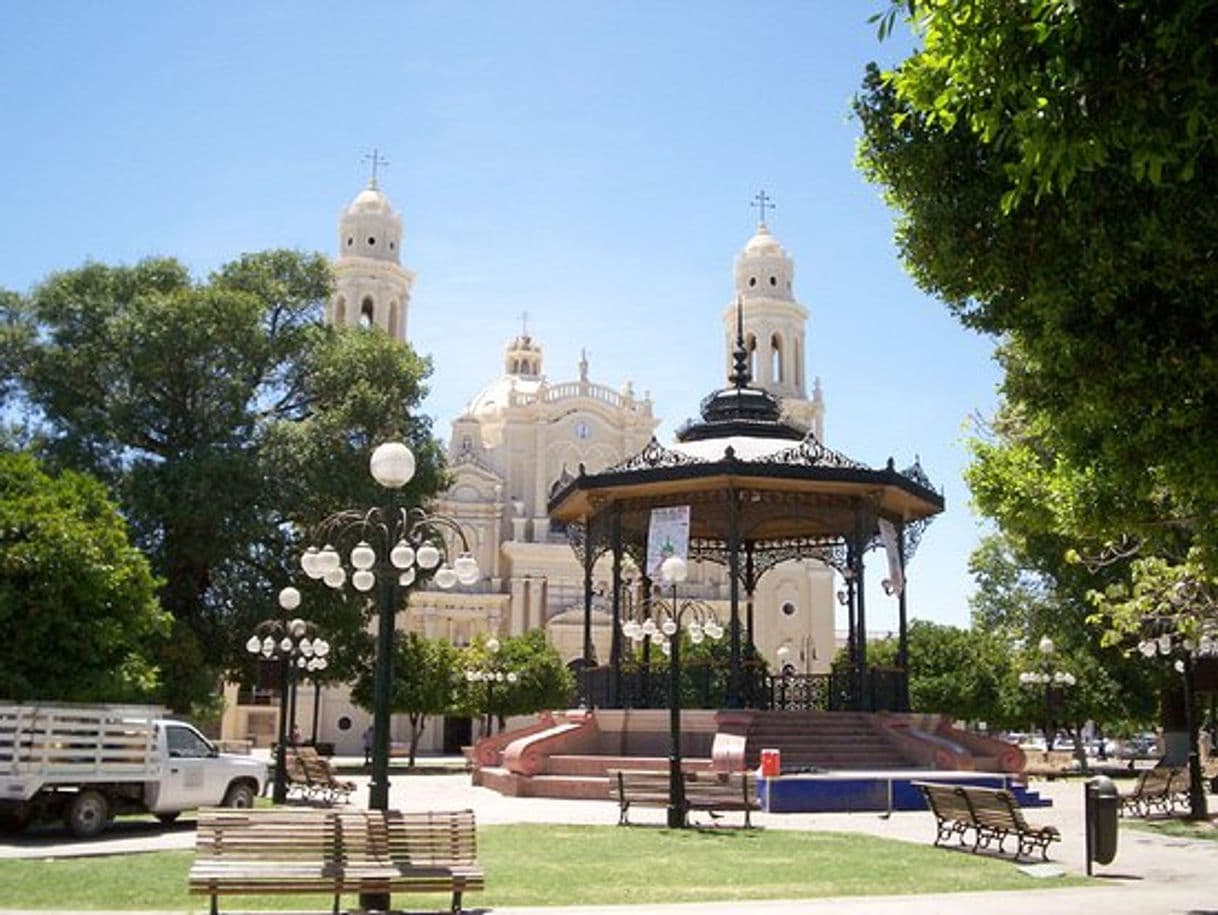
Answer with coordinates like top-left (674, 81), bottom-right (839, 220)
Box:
top-left (458, 630), bottom-right (576, 721)
top-left (856, 0), bottom-right (1218, 572)
top-left (0, 451), bottom-right (168, 701)
top-left (3, 250), bottom-right (444, 710)
top-left (1090, 547), bottom-right (1218, 646)
top-left (351, 631), bottom-right (459, 766)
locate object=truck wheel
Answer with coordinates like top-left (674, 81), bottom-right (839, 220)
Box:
top-left (67, 790), bottom-right (109, 838)
top-left (222, 782), bottom-right (255, 809)
top-left (0, 810), bottom-right (30, 834)
top-left (155, 812), bottom-right (180, 825)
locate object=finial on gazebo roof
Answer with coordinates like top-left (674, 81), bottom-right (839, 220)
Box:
top-left (729, 295), bottom-right (751, 389)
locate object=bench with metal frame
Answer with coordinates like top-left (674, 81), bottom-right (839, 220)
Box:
top-left (913, 781), bottom-right (1061, 860)
top-left (609, 769), bottom-right (758, 828)
top-left (295, 746), bottom-right (356, 804)
top-left (1117, 765), bottom-right (1192, 817)
top-left (188, 806), bottom-right (483, 914)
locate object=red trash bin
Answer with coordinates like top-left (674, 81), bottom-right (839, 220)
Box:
top-left (760, 747), bottom-right (781, 778)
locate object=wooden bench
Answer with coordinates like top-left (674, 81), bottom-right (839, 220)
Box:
top-left (609, 769), bottom-right (758, 828)
top-left (913, 782), bottom-right (1061, 860)
top-left (188, 807), bottom-right (483, 914)
top-left (297, 746), bottom-right (356, 804)
top-left (1118, 766), bottom-right (1186, 817)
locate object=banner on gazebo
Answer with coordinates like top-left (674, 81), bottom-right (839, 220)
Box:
top-left (646, 505), bottom-right (690, 578)
top-left (878, 518), bottom-right (905, 596)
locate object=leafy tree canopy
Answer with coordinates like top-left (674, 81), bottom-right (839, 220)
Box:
top-left (3, 250), bottom-right (445, 711)
top-left (0, 451), bottom-right (168, 701)
top-left (458, 630), bottom-right (576, 720)
top-left (856, 0), bottom-right (1218, 568)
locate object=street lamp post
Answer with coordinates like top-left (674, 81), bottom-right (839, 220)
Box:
top-left (297, 442), bottom-right (478, 912)
top-left (1138, 629), bottom-right (1218, 820)
top-left (1018, 636), bottom-right (1076, 752)
top-left (244, 586), bottom-right (330, 804)
top-left (621, 556), bottom-right (723, 828)
top-left (464, 638), bottom-right (519, 737)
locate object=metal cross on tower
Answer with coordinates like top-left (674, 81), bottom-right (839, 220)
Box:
top-left (520, 311), bottom-right (529, 337)
top-left (363, 148), bottom-right (389, 188)
top-left (751, 189), bottom-right (775, 225)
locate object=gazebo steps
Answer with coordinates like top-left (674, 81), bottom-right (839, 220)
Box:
top-left (544, 754), bottom-right (713, 776)
top-left (477, 766), bottom-right (611, 799)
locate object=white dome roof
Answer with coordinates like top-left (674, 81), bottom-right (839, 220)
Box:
top-left (743, 223), bottom-right (785, 257)
top-left (465, 375), bottom-right (543, 416)
top-left (347, 185), bottom-right (392, 214)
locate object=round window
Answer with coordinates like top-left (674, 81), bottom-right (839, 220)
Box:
top-left (368, 236), bottom-right (376, 245)
top-left (748, 277), bottom-right (757, 287)
top-left (780, 601), bottom-right (797, 617)
top-left (770, 276), bottom-right (777, 286)
top-left (346, 237), bottom-right (354, 247)
top-left (337, 716), bottom-right (352, 731)
top-left (389, 241), bottom-right (395, 250)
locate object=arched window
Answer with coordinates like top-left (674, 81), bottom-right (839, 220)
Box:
top-left (360, 296), bottom-right (375, 329)
top-left (510, 358), bottom-right (519, 374)
top-left (771, 333), bottom-right (784, 384)
top-left (746, 334), bottom-right (757, 381)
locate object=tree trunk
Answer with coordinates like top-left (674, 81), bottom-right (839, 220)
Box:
top-left (407, 713), bottom-right (425, 768)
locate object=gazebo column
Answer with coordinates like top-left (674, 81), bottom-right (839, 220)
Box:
top-left (610, 504), bottom-right (623, 708)
top-left (727, 488), bottom-right (742, 709)
top-left (897, 520), bottom-right (910, 712)
top-left (640, 570), bottom-right (653, 707)
top-left (852, 507), bottom-right (869, 710)
top-left (744, 541), bottom-right (756, 647)
top-left (845, 545), bottom-right (857, 667)
top-left (582, 521), bottom-right (594, 704)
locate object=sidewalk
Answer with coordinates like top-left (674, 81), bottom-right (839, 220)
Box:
top-left (2, 765), bottom-right (1215, 914)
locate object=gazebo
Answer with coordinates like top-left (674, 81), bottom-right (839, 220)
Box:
top-left (548, 308), bottom-right (944, 711)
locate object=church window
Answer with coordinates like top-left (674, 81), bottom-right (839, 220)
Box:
top-left (360, 296), bottom-right (375, 329)
top-left (389, 241), bottom-right (395, 250)
top-left (346, 237), bottom-right (354, 247)
top-left (748, 276), bottom-right (757, 287)
top-left (770, 276), bottom-right (777, 286)
top-left (510, 358), bottom-right (519, 373)
top-left (771, 333), bottom-right (784, 383)
top-left (367, 236), bottom-right (376, 245)
top-left (780, 601), bottom-right (797, 617)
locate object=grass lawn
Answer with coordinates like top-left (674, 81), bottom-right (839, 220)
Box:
top-left (0, 824), bottom-right (1084, 910)
top-left (1127, 817), bottom-right (1218, 841)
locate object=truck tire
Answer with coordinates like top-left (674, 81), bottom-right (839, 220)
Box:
top-left (0, 810), bottom-right (30, 834)
top-left (67, 790), bottom-right (109, 838)
top-left (222, 782), bottom-right (255, 809)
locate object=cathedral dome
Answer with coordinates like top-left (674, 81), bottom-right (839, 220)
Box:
top-left (735, 222), bottom-right (794, 302)
top-left (349, 186), bottom-right (392, 214)
top-left (743, 223), bottom-right (783, 256)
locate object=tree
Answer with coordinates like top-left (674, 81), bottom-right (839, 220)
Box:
top-left (868, 621), bottom-right (1011, 724)
top-left (0, 451), bottom-right (168, 701)
top-left (855, 1), bottom-right (1218, 569)
top-left (351, 632), bottom-right (459, 767)
top-left (458, 631), bottom-right (575, 730)
top-left (4, 251), bottom-right (445, 712)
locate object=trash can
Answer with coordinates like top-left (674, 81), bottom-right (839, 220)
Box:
top-left (760, 748), bottom-right (781, 778)
top-left (1085, 775), bottom-right (1119, 873)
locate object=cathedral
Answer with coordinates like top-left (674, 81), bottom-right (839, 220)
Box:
top-left (222, 177), bottom-right (838, 754)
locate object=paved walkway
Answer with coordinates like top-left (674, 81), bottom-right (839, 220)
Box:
top-left (2, 758), bottom-right (1215, 913)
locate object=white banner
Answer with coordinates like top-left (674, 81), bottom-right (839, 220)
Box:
top-left (646, 506), bottom-right (691, 579)
top-left (878, 518), bottom-right (905, 596)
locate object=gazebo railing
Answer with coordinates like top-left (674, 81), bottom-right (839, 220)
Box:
top-left (580, 664), bottom-right (909, 712)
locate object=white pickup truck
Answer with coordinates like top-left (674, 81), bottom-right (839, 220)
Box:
top-left (0, 702), bottom-right (268, 837)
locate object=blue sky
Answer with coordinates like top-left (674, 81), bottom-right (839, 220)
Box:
top-left (0, 2), bottom-right (1001, 631)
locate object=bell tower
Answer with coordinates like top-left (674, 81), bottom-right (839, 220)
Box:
top-left (722, 192), bottom-right (823, 437)
top-left (329, 151), bottom-right (415, 343)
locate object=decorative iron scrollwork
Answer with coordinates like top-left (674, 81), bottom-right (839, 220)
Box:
top-left (609, 436), bottom-right (707, 472)
top-left (901, 456), bottom-right (933, 490)
top-left (757, 432), bottom-right (869, 470)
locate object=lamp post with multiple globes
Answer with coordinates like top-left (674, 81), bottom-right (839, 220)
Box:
top-left (1018, 636), bottom-right (1076, 752)
top-left (621, 556), bottom-right (723, 828)
top-left (296, 443), bottom-right (478, 811)
top-left (1138, 629), bottom-right (1218, 820)
top-left (244, 585), bottom-right (330, 805)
